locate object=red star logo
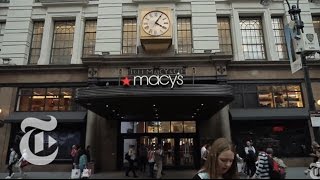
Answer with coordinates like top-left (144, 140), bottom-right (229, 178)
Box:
top-left (121, 76), bottom-right (131, 86)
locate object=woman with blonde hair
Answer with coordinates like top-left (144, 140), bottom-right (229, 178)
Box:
top-left (193, 138), bottom-right (239, 179)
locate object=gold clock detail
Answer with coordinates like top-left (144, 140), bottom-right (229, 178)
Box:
top-left (142, 11), bottom-right (170, 36)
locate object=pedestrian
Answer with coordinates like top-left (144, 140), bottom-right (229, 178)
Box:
top-left (78, 149), bottom-right (88, 174)
top-left (193, 137), bottom-right (239, 179)
top-left (5, 148), bottom-right (18, 179)
top-left (148, 144), bottom-right (156, 178)
top-left (244, 140), bottom-right (256, 178)
top-left (70, 145), bottom-right (78, 166)
top-left (251, 147), bottom-right (270, 179)
top-left (125, 145), bottom-right (138, 178)
top-left (305, 141), bottom-right (320, 175)
top-left (155, 144), bottom-right (164, 179)
top-left (200, 143), bottom-right (209, 166)
top-left (17, 149), bottom-right (29, 179)
top-left (138, 143), bottom-right (148, 173)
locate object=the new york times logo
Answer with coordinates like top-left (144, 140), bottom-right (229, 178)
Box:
top-left (309, 162), bottom-right (320, 179)
top-left (19, 116), bottom-right (58, 165)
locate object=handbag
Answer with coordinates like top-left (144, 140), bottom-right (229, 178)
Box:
top-left (81, 168), bottom-right (92, 178)
top-left (71, 168), bottom-right (81, 179)
top-left (153, 163), bottom-right (158, 171)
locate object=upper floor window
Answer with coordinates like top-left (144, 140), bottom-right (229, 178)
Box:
top-left (0, 0), bottom-right (10, 3)
top-left (240, 17), bottom-right (266, 60)
top-left (82, 20), bottom-right (97, 57)
top-left (16, 87), bottom-right (85, 112)
top-left (122, 18), bottom-right (137, 54)
top-left (51, 21), bottom-right (75, 64)
top-left (231, 84), bottom-right (304, 108)
top-left (218, 17), bottom-right (232, 55)
top-left (312, 16), bottom-right (320, 47)
top-left (0, 22), bottom-right (5, 52)
top-left (272, 17), bottom-right (288, 60)
top-left (177, 17), bottom-right (192, 54)
top-left (28, 21), bottom-right (44, 64)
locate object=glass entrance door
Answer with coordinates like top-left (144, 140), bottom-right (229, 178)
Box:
top-left (179, 138), bottom-right (194, 166)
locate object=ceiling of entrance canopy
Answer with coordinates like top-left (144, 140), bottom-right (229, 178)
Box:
top-left (75, 84), bottom-right (234, 121)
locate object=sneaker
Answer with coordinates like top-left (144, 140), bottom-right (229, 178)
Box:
top-left (11, 173), bottom-right (15, 178)
top-left (304, 169), bottom-right (309, 175)
top-left (5, 176), bottom-right (11, 179)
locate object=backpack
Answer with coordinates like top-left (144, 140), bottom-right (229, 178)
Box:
top-left (125, 152), bottom-right (131, 161)
top-left (268, 156), bottom-right (286, 179)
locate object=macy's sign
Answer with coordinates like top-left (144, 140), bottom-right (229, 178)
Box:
top-left (121, 73), bottom-right (183, 89)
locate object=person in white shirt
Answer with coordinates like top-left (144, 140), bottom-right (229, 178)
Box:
top-left (125, 145), bottom-right (138, 178)
top-left (200, 144), bottom-right (209, 166)
top-left (5, 148), bottom-right (18, 179)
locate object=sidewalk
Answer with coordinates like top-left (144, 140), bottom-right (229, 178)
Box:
top-left (0, 167), bottom-right (312, 179)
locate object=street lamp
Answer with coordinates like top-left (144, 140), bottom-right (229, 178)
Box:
top-left (261, 0), bottom-right (320, 142)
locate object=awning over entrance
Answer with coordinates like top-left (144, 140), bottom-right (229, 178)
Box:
top-left (75, 84), bottom-right (234, 121)
top-left (4, 111), bottom-right (87, 123)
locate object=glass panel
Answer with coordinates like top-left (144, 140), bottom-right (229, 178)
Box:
top-left (82, 20), bottom-right (97, 57)
top-left (171, 121), bottom-right (183, 133)
top-left (19, 88), bottom-right (33, 95)
top-left (258, 92), bottom-right (274, 107)
top-left (183, 121), bottom-right (196, 133)
top-left (33, 88), bottom-right (46, 95)
top-left (273, 85), bottom-right (288, 108)
top-left (231, 93), bottom-right (244, 108)
top-left (121, 122), bottom-right (134, 133)
top-left (134, 122), bottom-right (145, 133)
top-left (29, 21), bottom-right (44, 64)
top-left (244, 93), bottom-right (258, 108)
top-left (240, 17), bottom-right (266, 60)
top-left (18, 96), bottom-right (30, 111)
top-left (31, 96), bottom-right (45, 111)
top-left (45, 96), bottom-right (59, 111)
top-left (122, 19), bottom-right (137, 54)
top-left (147, 121), bottom-right (159, 133)
top-left (159, 121), bottom-right (170, 133)
top-left (287, 85), bottom-right (301, 91)
top-left (177, 18), bottom-right (192, 54)
top-left (179, 138), bottom-right (194, 166)
top-left (161, 138), bottom-right (175, 166)
top-left (288, 92), bottom-right (303, 107)
top-left (218, 17), bottom-right (232, 55)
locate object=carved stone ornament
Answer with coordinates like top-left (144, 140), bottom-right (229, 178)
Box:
top-left (88, 67), bottom-right (98, 78)
top-left (216, 65), bottom-right (227, 76)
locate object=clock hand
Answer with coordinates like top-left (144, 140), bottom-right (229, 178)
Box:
top-left (155, 13), bottom-right (163, 25)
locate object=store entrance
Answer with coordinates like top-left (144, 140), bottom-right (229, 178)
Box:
top-left (122, 135), bottom-right (196, 169)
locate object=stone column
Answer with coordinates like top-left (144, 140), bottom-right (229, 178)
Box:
top-left (85, 110), bottom-right (97, 162)
top-left (71, 12), bottom-right (85, 64)
top-left (38, 15), bottom-right (53, 65)
top-left (0, 87), bottom-right (17, 171)
top-left (219, 105), bottom-right (231, 141)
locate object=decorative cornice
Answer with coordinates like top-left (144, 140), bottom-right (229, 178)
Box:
top-left (82, 54), bottom-right (233, 66)
top-left (39, 0), bottom-right (89, 6)
top-left (0, 64), bottom-right (87, 73)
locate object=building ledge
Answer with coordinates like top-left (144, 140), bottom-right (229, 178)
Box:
top-left (39, 0), bottom-right (89, 6)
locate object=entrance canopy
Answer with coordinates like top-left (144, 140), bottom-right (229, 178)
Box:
top-left (75, 84), bottom-right (233, 121)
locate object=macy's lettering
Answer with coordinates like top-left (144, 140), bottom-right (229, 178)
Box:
top-left (122, 73), bottom-right (184, 89)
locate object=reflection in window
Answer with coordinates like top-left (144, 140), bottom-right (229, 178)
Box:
top-left (258, 85), bottom-right (303, 108)
top-left (147, 121), bottom-right (159, 133)
top-left (171, 121), bottom-right (183, 133)
top-left (159, 121), bottom-right (170, 133)
top-left (51, 21), bottom-right (75, 64)
top-left (177, 17), bottom-right (192, 54)
top-left (218, 17), bottom-right (232, 55)
top-left (122, 19), bottom-right (137, 54)
top-left (29, 21), bottom-right (44, 64)
top-left (183, 121), bottom-right (196, 133)
top-left (82, 20), bottom-right (97, 57)
top-left (16, 87), bottom-right (82, 112)
top-left (240, 17), bottom-right (266, 60)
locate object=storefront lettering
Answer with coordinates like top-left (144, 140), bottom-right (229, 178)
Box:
top-left (128, 67), bottom-right (186, 76)
top-left (122, 73), bottom-right (184, 89)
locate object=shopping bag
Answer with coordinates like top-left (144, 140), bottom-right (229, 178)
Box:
top-left (81, 168), bottom-right (91, 179)
top-left (154, 163), bottom-right (158, 171)
top-left (71, 168), bottom-right (81, 179)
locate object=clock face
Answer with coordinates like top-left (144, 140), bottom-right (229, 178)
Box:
top-left (142, 11), bottom-right (170, 36)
